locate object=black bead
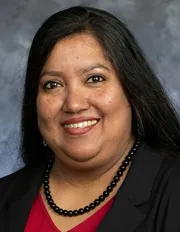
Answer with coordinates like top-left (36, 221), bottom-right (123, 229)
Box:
top-left (63, 210), bottom-right (68, 216)
top-left (45, 169), bottom-right (50, 174)
top-left (73, 210), bottom-right (79, 216)
top-left (44, 190), bottom-right (50, 195)
top-left (123, 160), bottom-right (129, 166)
top-left (44, 185), bottom-right (49, 190)
top-left (110, 181), bottom-right (117, 187)
top-left (120, 166), bottom-right (126, 171)
top-left (114, 175), bottom-right (120, 182)
top-left (47, 199), bottom-right (53, 205)
top-left (117, 170), bottom-right (123, 177)
top-left (47, 164), bottom-right (52, 168)
top-left (125, 155), bottom-right (132, 161)
top-left (46, 195), bottom-right (52, 200)
top-left (44, 174), bottom-right (49, 180)
top-left (99, 195), bottom-right (105, 202)
top-left (49, 159), bottom-right (53, 163)
top-left (78, 208), bottom-right (84, 214)
top-left (43, 180), bottom-right (49, 185)
top-left (54, 206), bottom-right (59, 212)
top-left (58, 208), bottom-right (63, 215)
top-left (94, 199), bottom-right (100, 205)
top-left (103, 191), bottom-right (109, 197)
top-left (68, 210), bottom-right (73, 216)
top-left (89, 203), bottom-right (95, 209)
top-left (50, 203), bottom-right (56, 209)
top-left (84, 206), bottom-right (90, 212)
top-left (107, 186), bottom-right (113, 192)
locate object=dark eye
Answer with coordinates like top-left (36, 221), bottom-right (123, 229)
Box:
top-left (87, 75), bottom-right (105, 83)
top-left (43, 81), bottom-right (61, 89)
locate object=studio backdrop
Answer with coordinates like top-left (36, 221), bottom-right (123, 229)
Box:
top-left (0, 0), bottom-right (180, 177)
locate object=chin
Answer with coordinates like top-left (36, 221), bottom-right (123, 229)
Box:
top-left (67, 151), bottom-right (98, 163)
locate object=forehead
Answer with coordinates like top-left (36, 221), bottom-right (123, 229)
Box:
top-left (44, 33), bottom-right (109, 68)
top-left (54, 33), bottom-right (104, 53)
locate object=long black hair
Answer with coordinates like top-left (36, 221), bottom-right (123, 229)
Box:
top-left (21, 6), bottom-right (180, 167)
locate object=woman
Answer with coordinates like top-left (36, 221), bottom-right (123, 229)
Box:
top-left (0, 6), bottom-right (180, 232)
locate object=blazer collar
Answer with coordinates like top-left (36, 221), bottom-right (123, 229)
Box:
top-left (97, 141), bottom-right (163, 232)
top-left (121, 141), bottom-right (163, 206)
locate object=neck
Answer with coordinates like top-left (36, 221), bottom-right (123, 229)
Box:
top-left (51, 136), bottom-right (135, 190)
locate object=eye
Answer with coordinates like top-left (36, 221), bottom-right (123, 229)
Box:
top-left (86, 75), bottom-right (105, 83)
top-left (43, 81), bottom-right (62, 90)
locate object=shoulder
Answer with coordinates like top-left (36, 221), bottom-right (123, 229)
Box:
top-left (161, 156), bottom-right (180, 187)
top-left (0, 163), bottom-right (46, 211)
top-left (0, 167), bottom-right (27, 182)
top-left (157, 157), bottom-right (180, 231)
top-left (0, 166), bottom-right (28, 184)
top-left (166, 157), bottom-right (180, 196)
top-left (0, 167), bottom-right (28, 199)
top-left (155, 154), bottom-right (180, 193)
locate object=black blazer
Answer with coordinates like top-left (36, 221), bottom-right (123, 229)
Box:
top-left (1, 142), bottom-right (180, 232)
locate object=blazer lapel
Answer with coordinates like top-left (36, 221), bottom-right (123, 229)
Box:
top-left (97, 190), bottom-right (145, 232)
top-left (8, 186), bottom-right (38, 231)
top-left (97, 142), bottom-right (163, 232)
top-left (7, 163), bottom-right (46, 232)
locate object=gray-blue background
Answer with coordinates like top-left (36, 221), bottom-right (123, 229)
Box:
top-left (0, 0), bottom-right (180, 177)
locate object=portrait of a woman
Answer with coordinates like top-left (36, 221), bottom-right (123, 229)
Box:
top-left (0, 6), bottom-right (180, 232)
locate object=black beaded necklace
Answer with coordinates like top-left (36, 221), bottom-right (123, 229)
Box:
top-left (42, 137), bottom-right (141, 217)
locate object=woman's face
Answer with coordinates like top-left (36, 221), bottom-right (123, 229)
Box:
top-left (37, 33), bottom-right (133, 169)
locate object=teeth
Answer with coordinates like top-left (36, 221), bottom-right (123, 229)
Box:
top-left (64, 120), bottom-right (98, 129)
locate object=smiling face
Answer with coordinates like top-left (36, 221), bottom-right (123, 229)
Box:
top-left (37, 33), bottom-right (134, 170)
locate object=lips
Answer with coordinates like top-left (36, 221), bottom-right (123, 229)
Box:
top-left (62, 117), bottom-right (99, 125)
top-left (62, 118), bottom-right (100, 136)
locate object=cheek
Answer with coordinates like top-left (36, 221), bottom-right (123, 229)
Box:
top-left (94, 86), bottom-right (129, 113)
top-left (36, 95), bottom-right (59, 122)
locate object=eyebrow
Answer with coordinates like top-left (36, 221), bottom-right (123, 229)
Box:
top-left (40, 64), bottom-right (110, 78)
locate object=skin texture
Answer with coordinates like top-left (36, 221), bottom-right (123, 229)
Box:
top-left (37, 33), bottom-right (134, 174)
top-left (36, 33), bottom-right (135, 230)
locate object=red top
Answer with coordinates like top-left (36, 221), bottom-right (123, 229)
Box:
top-left (25, 192), bottom-right (115, 232)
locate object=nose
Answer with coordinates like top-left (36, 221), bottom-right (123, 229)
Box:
top-left (62, 87), bottom-right (89, 114)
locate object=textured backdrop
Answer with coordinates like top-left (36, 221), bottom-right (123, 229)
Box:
top-left (0, 0), bottom-right (180, 177)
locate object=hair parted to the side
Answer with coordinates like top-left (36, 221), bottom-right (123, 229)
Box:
top-left (21, 6), bottom-right (180, 167)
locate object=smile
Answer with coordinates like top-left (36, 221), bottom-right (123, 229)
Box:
top-left (63, 120), bottom-right (98, 129)
top-left (62, 119), bottom-right (99, 136)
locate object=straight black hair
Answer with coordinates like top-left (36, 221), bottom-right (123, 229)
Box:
top-left (21, 6), bottom-right (180, 167)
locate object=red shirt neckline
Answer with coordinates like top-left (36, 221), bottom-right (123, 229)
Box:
top-left (39, 192), bottom-right (115, 231)
top-left (25, 191), bottom-right (115, 232)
